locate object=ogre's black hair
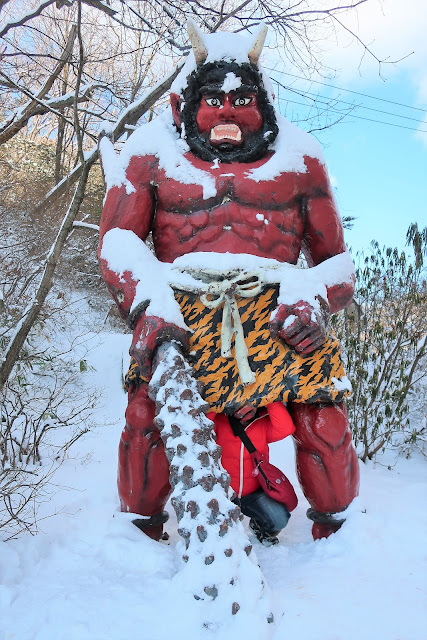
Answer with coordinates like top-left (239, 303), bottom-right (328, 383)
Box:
top-left (180, 60), bottom-right (279, 163)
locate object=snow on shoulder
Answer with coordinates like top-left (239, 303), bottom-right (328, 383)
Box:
top-left (248, 114), bottom-right (326, 181)
top-left (101, 108), bottom-right (325, 201)
top-left (99, 135), bottom-right (136, 196)
top-left (103, 109), bottom-right (217, 201)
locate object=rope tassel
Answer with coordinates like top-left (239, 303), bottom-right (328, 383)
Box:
top-left (200, 272), bottom-right (263, 385)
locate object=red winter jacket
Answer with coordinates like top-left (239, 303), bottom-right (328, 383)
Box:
top-left (207, 403), bottom-right (295, 498)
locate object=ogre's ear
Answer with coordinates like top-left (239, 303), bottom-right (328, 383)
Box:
top-left (170, 93), bottom-right (182, 129)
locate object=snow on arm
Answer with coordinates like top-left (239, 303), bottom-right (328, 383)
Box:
top-left (171, 249), bottom-right (354, 319)
top-left (100, 228), bottom-right (188, 329)
top-left (273, 251), bottom-right (355, 312)
top-left (332, 376), bottom-right (352, 392)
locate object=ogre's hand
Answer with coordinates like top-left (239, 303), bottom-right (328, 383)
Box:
top-left (269, 297), bottom-right (330, 355)
top-left (233, 404), bottom-right (257, 426)
top-left (130, 312), bottom-right (190, 379)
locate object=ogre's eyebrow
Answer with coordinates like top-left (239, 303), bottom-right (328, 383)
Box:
top-left (199, 84), bottom-right (258, 94)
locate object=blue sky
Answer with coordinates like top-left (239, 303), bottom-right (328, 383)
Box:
top-left (321, 70), bottom-right (426, 255)
top-left (269, 0), bottom-right (427, 255)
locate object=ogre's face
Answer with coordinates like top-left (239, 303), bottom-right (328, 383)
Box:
top-left (196, 88), bottom-right (263, 152)
top-left (173, 61), bottom-right (279, 164)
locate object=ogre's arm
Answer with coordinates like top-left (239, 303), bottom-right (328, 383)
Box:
top-left (270, 157), bottom-right (354, 355)
top-left (98, 155), bottom-right (155, 322)
top-left (300, 156), bottom-right (355, 313)
top-left (98, 154), bottom-right (189, 378)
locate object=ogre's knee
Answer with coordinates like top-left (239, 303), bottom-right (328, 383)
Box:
top-left (125, 383), bottom-right (155, 434)
top-left (290, 401), bottom-right (359, 519)
top-left (291, 402), bottom-right (351, 451)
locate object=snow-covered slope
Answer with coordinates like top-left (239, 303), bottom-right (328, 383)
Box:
top-left (1, 332), bottom-right (425, 640)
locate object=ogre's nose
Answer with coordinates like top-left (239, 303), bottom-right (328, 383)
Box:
top-left (218, 95), bottom-right (234, 119)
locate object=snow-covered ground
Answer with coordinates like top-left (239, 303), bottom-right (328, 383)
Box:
top-left (1, 331), bottom-right (426, 640)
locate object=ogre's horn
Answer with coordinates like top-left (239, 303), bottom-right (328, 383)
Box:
top-left (187, 20), bottom-right (208, 64)
top-left (248, 25), bottom-right (268, 65)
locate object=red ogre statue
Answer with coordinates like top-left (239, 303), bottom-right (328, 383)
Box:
top-left (98, 24), bottom-right (359, 541)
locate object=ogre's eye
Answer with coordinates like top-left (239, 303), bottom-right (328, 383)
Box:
top-left (205, 97), bottom-right (222, 107)
top-left (233, 96), bottom-right (252, 107)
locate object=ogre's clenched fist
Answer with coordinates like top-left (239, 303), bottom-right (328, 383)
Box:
top-left (130, 313), bottom-right (190, 379)
top-left (269, 297), bottom-right (330, 355)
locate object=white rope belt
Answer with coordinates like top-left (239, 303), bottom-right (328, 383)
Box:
top-left (199, 271), bottom-right (264, 386)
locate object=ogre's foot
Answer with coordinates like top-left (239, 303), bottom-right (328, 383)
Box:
top-left (307, 508), bottom-right (346, 540)
top-left (311, 521), bottom-right (342, 540)
top-left (132, 511), bottom-right (169, 541)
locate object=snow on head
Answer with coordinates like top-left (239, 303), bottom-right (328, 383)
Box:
top-left (172, 30), bottom-right (267, 97)
top-left (221, 72), bottom-right (242, 92)
top-left (207, 31), bottom-right (262, 65)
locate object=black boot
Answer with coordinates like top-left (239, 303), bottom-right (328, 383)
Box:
top-left (132, 511), bottom-right (169, 540)
top-left (307, 508), bottom-right (346, 540)
top-left (249, 518), bottom-right (280, 546)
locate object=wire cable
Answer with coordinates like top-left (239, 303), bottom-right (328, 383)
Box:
top-left (267, 68), bottom-right (427, 114)
top-left (272, 77), bottom-right (427, 125)
top-left (279, 96), bottom-right (427, 133)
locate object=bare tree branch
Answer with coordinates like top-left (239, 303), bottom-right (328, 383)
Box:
top-left (73, 1), bottom-right (85, 163)
top-left (35, 60), bottom-right (184, 214)
top-left (82, 0), bottom-right (117, 18)
top-left (0, 72), bottom-right (98, 144)
top-left (36, 24), bottom-right (77, 100)
top-left (0, 0), bottom-right (12, 14)
top-left (0, 162), bottom-right (91, 389)
top-left (0, 0), bottom-right (58, 39)
top-left (0, 59), bottom-right (185, 387)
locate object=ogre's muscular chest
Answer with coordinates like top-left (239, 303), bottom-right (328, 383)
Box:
top-left (152, 154), bottom-right (307, 263)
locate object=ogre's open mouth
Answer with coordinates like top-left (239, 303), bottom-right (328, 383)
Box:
top-left (210, 124), bottom-right (242, 143)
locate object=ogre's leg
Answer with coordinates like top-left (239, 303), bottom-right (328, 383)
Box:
top-left (289, 401), bottom-right (359, 540)
top-left (118, 382), bottom-right (171, 540)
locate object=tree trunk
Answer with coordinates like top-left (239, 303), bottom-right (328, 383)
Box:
top-left (0, 162), bottom-right (91, 388)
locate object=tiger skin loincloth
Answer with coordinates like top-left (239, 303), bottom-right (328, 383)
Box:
top-left (125, 284), bottom-right (351, 414)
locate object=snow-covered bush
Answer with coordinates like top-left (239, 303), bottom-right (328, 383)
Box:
top-left (0, 371), bottom-right (95, 539)
top-left (0, 309), bottom-right (97, 539)
top-left (0, 225), bottom-right (97, 539)
top-left (332, 225), bottom-right (427, 461)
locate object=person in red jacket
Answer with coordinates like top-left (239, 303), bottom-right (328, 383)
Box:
top-left (208, 402), bottom-right (296, 545)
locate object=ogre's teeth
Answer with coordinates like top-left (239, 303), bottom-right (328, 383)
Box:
top-left (210, 124), bottom-right (242, 142)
